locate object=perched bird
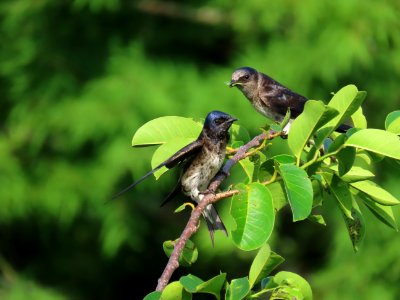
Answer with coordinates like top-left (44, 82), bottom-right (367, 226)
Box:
top-left (229, 66), bottom-right (351, 133)
top-left (113, 111), bottom-right (237, 244)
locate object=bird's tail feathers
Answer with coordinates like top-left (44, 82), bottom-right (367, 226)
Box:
top-left (112, 165), bottom-right (163, 199)
top-left (336, 123), bottom-right (352, 133)
top-left (202, 204), bottom-right (227, 246)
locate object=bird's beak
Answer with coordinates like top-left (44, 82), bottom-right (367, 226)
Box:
top-left (228, 117), bottom-right (238, 123)
top-left (228, 80), bottom-right (238, 88)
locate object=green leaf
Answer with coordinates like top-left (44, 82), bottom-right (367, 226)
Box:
top-left (249, 243), bottom-right (285, 288)
top-left (350, 180), bottom-right (400, 206)
top-left (342, 199), bottom-right (365, 252)
top-left (144, 291), bottom-right (162, 300)
top-left (266, 181), bottom-right (288, 212)
top-left (359, 195), bottom-right (398, 231)
top-left (279, 164), bottom-right (313, 221)
top-left (161, 281), bottom-right (191, 300)
top-left (329, 165), bottom-right (375, 182)
top-left (336, 147), bottom-right (356, 176)
top-left (225, 277), bottom-right (250, 300)
top-left (238, 157), bottom-right (256, 182)
top-left (195, 274), bottom-right (226, 299)
top-left (345, 129), bottom-right (400, 160)
top-left (230, 123), bottom-right (251, 143)
top-left (351, 106), bottom-right (368, 129)
top-left (323, 173), bottom-right (354, 220)
top-left (308, 214), bottom-right (326, 226)
top-left (322, 85), bottom-right (366, 133)
top-left (163, 240), bottom-right (198, 267)
top-left (272, 154), bottom-right (296, 165)
top-left (288, 100), bottom-right (338, 164)
top-left (132, 116), bottom-right (201, 147)
top-left (230, 183), bottom-right (275, 251)
top-left (180, 274), bottom-right (203, 293)
top-left (273, 271), bottom-right (313, 300)
top-left (179, 274), bottom-right (226, 299)
top-left (385, 111), bottom-right (400, 134)
top-left (151, 138), bottom-right (195, 179)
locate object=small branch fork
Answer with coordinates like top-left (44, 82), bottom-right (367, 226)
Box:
top-left (156, 130), bottom-right (282, 292)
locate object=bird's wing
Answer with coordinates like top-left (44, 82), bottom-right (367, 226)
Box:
top-left (268, 84), bottom-right (308, 118)
top-left (112, 139), bottom-right (203, 199)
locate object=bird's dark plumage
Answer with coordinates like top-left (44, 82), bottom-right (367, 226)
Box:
top-left (229, 66), bottom-right (351, 133)
top-left (113, 110), bottom-right (237, 244)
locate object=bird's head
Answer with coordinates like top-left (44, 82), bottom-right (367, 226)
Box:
top-left (229, 67), bottom-right (258, 91)
top-left (203, 111), bottom-right (237, 139)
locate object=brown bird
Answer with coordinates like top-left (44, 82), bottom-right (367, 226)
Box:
top-left (229, 66), bottom-right (351, 133)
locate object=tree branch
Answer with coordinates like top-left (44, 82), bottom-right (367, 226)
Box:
top-left (155, 130), bottom-right (282, 292)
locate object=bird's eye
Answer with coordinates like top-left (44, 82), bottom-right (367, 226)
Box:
top-left (214, 118), bottom-right (224, 125)
top-left (243, 74), bottom-right (250, 80)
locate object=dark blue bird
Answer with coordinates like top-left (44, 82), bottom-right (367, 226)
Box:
top-left (113, 111), bottom-right (237, 244)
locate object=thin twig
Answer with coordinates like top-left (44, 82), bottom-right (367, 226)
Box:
top-left (156, 130), bottom-right (281, 292)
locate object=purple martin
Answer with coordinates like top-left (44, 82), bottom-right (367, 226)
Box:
top-left (229, 67), bottom-right (351, 133)
top-left (113, 111), bottom-right (237, 243)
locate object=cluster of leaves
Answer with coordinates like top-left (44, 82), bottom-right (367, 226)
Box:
top-left (132, 85), bottom-right (400, 299)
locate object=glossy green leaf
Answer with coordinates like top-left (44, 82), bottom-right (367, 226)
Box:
top-left (385, 111), bottom-right (400, 134)
top-left (345, 129), bottom-right (400, 160)
top-left (195, 274), bottom-right (226, 299)
top-left (230, 183), bottom-right (275, 250)
top-left (350, 180), bottom-right (400, 206)
top-left (225, 277), bottom-right (250, 300)
top-left (238, 157), bottom-right (256, 182)
top-left (161, 281), bottom-right (191, 300)
top-left (279, 164), bottom-right (313, 221)
top-left (351, 106), bottom-right (368, 129)
top-left (249, 243), bottom-right (285, 288)
top-left (163, 239), bottom-right (198, 267)
top-left (150, 138), bottom-right (195, 179)
top-left (322, 85), bottom-right (366, 133)
top-left (273, 271), bottom-right (313, 300)
top-left (144, 291), bottom-right (161, 300)
top-left (132, 116), bottom-right (201, 147)
top-left (272, 154), bottom-right (296, 165)
top-left (180, 274), bottom-right (203, 293)
top-left (359, 195), bottom-right (398, 231)
top-left (288, 100), bottom-right (338, 163)
top-left (329, 165), bottom-right (375, 182)
top-left (336, 147), bottom-right (356, 176)
top-left (323, 173), bottom-right (354, 219)
top-left (179, 274), bottom-right (227, 299)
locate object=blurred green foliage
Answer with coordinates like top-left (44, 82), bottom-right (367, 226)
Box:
top-left (1, 0), bottom-right (400, 299)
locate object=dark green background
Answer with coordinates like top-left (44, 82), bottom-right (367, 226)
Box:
top-left (1, 0), bottom-right (399, 299)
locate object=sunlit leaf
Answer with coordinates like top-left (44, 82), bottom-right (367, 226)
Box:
top-left (359, 195), bottom-right (398, 231)
top-left (249, 243), bottom-right (285, 288)
top-left (329, 165), bottom-right (375, 182)
top-left (273, 271), bottom-right (313, 300)
top-left (161, 281), bottom-right (191, 300)
top-left (279, 164), bottom-right (313, 221)
top-left (151, 138), bottom-right (195, 179)
top-left (308, 214), bottom-right (326, 226)
top-left (351, 106), bottom-right (368, 129)
top-left (288, 100), bottom-right (338, 163)
top-left (385, 111), bottom-right (400, 134)
top-left (132, 116), bottom-right (201, 147)
top-left (345, 129), bottom-right (400, 160)
top-left (230, 183), bottom-right (274, 250)
top-left (350, 180), bottom-right (400, 206)
top-left (225, 277), bottom-right (250, 300)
